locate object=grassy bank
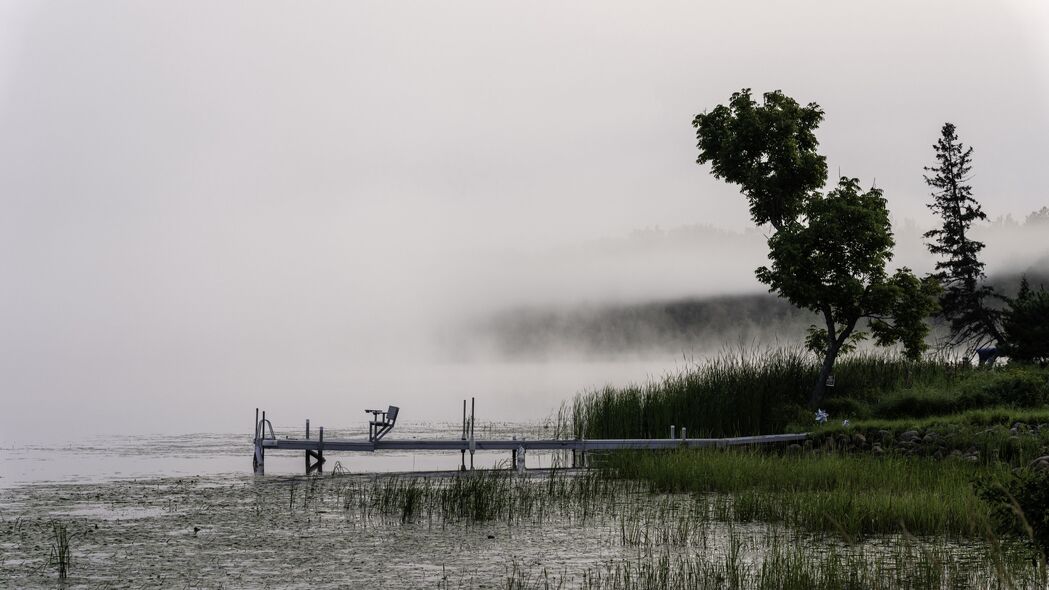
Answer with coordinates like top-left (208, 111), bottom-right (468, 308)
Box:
top-left (570, 348), bottom-right (1049, 440)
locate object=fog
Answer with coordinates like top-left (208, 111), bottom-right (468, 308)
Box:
top-left (1, 1), bottom-right (1047, 443)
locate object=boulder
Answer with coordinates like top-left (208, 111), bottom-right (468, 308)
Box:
top-left (900, 430), bottom-right (920, 442)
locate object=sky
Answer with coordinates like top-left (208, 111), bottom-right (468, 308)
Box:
top-left (1, 1), bottom-right (1047, 441)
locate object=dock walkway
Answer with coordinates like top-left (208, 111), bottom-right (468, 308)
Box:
top-left (251, 407), bottom-right (808, 475)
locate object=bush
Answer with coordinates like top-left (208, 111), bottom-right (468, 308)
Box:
top-left (870, 367), bottom-right (1049, 420)
top-left (975, 468), bottom-right (1049, 554)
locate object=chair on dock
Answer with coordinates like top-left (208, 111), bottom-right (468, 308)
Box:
top-left (366, 405), bottom-right (399, 441)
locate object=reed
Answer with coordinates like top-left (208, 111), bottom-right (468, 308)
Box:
top-left (48, 519), bottom-right (72, 580)
top-left (506, 530), bottom-right (1045, 590)
top-left (601, 449), bottom-right (1002, 537)
top-left (569, 348), bottom-right (968, 440)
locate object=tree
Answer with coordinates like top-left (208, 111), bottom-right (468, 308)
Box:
top-left (1000, 276), bottom-right (1049, 364)
top-left (693, 89), bottom-right (939, 407)
top-left (923, 123), bottom-right (1001, 355)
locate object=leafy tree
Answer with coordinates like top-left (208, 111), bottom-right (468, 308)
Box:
top-left (1000, 276), bottom-right (1049, 364)
top-left (693, 89), bottom-right (939, 406)
top-left (1026, 206), bottom-right (1049, 227)
top-left (923, 123), bottom-right (1001, 355)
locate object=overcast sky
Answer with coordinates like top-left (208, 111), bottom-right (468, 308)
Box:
top-left (1, 1), bottom-right (1047, 440)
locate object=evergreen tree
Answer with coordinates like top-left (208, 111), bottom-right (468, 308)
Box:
top-left (923, 123), bottom-right (1000, 355)
top-left (1000, 276), bottom-right (1049, 364)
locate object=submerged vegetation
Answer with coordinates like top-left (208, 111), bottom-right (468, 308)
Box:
top-left (4, 470), bottom-right (1048, 589)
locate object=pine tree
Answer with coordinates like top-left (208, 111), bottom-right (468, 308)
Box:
top-left (1000, 276), bottom-right (1049, 364)
top-left (923, 123), bottom-right (1000, 355)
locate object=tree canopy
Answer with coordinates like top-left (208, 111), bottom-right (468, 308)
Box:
top-left (693, 89), bottom-right (939, 406)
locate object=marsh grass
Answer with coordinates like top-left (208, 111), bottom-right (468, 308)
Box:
top-left (601, 449), bottom-right (1004, 537)
top-left (5, 472), bottom-right (1046, 588)
top-left (569, 348), bottom-right (968, 440)
top-left (505, 535), bottom-right (1046, 590)
top-left (47, 519), bottom-right (72, 580)
top-left (337, 469), bottom-right (626, 526)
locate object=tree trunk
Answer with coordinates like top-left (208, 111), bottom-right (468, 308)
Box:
top-left (809, 311), bottom-right (856, 409)
top-left (810, 343), bottom-right (839, 409)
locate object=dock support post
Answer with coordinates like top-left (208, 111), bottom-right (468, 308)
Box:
top-left (511, 435), bottom-right (517, 470)
top-left (469, 397), bottom-right (476, 471)
top-left (306, 426), bottom-right (326, 474)
top-left (253, 408), bottom-right (264, 475)
top-left (460, 399), bottom-right (467, 472)
top-left (681, 427), bottom-right (687, 441)
top-left (670, 425), bottom-right (675, 439)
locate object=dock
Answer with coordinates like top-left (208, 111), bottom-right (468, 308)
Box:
top-left (251, 402), bottom-right (808, 475)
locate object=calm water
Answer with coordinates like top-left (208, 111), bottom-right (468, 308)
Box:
top-left (0, 421), bottom-right (569, 487)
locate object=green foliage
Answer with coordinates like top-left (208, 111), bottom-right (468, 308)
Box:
top-left (923, 122), bottom-right (1001, 353)
top-left (1001, 276), bottom-right (1049, 364)
top-left (692, 89), bottom-right (827, 230)
top-left (976, 468), bottom-right (1049, 555)
top-left (693, 90), bottom-right (938, 404)
top-left (870, 366), bottom-right (1049, 420)
top-left (870, 270), bottom-right (942, 360)
top-left (805, 327), bottom-right (866, 359)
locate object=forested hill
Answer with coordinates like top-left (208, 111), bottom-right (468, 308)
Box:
top-left (464, 265), bottom-right (1048, 360)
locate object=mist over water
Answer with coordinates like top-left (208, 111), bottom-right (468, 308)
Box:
top-left (1, 1), bottom-right (1047, 448)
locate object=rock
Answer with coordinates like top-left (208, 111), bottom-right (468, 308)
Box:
top-left (853, 433), bottom-right (867, 446)
top-left (922, 432), bottom-right (938, 444)
top-left (933, 450), bottom-right (944, 460)
top-left (871, 444), bottom-right (885, 456)
top-left (964, 454), bottom-right (979, 463)
top-left (950, 449), bottom-right (962, 458)
top-left (900, 430), bottom-right (920, 442)
top-left (1029, 455), bottom-right (1049, 471)
top-left (786, 444), bottom-right (803, 454)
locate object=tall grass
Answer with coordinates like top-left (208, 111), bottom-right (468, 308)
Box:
top-left (601, 449), bottom-right (1003, 537)
top-left (571, 348), bottom-right (967, 439)
top-left (505, 534), bottom-right (1045, 590)
top-left (48, 519), bottom-right (72, 580)
top-left (336, 470), bottom-right (626, 525)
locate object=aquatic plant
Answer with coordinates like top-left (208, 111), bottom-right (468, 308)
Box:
top-left (47, 519), bottom-right (72, 580)
top-left (601, 449), bottom-right (1000, 537)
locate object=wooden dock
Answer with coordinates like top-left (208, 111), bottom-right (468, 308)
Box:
top-left (251, 405), bottom-right (808, 475)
